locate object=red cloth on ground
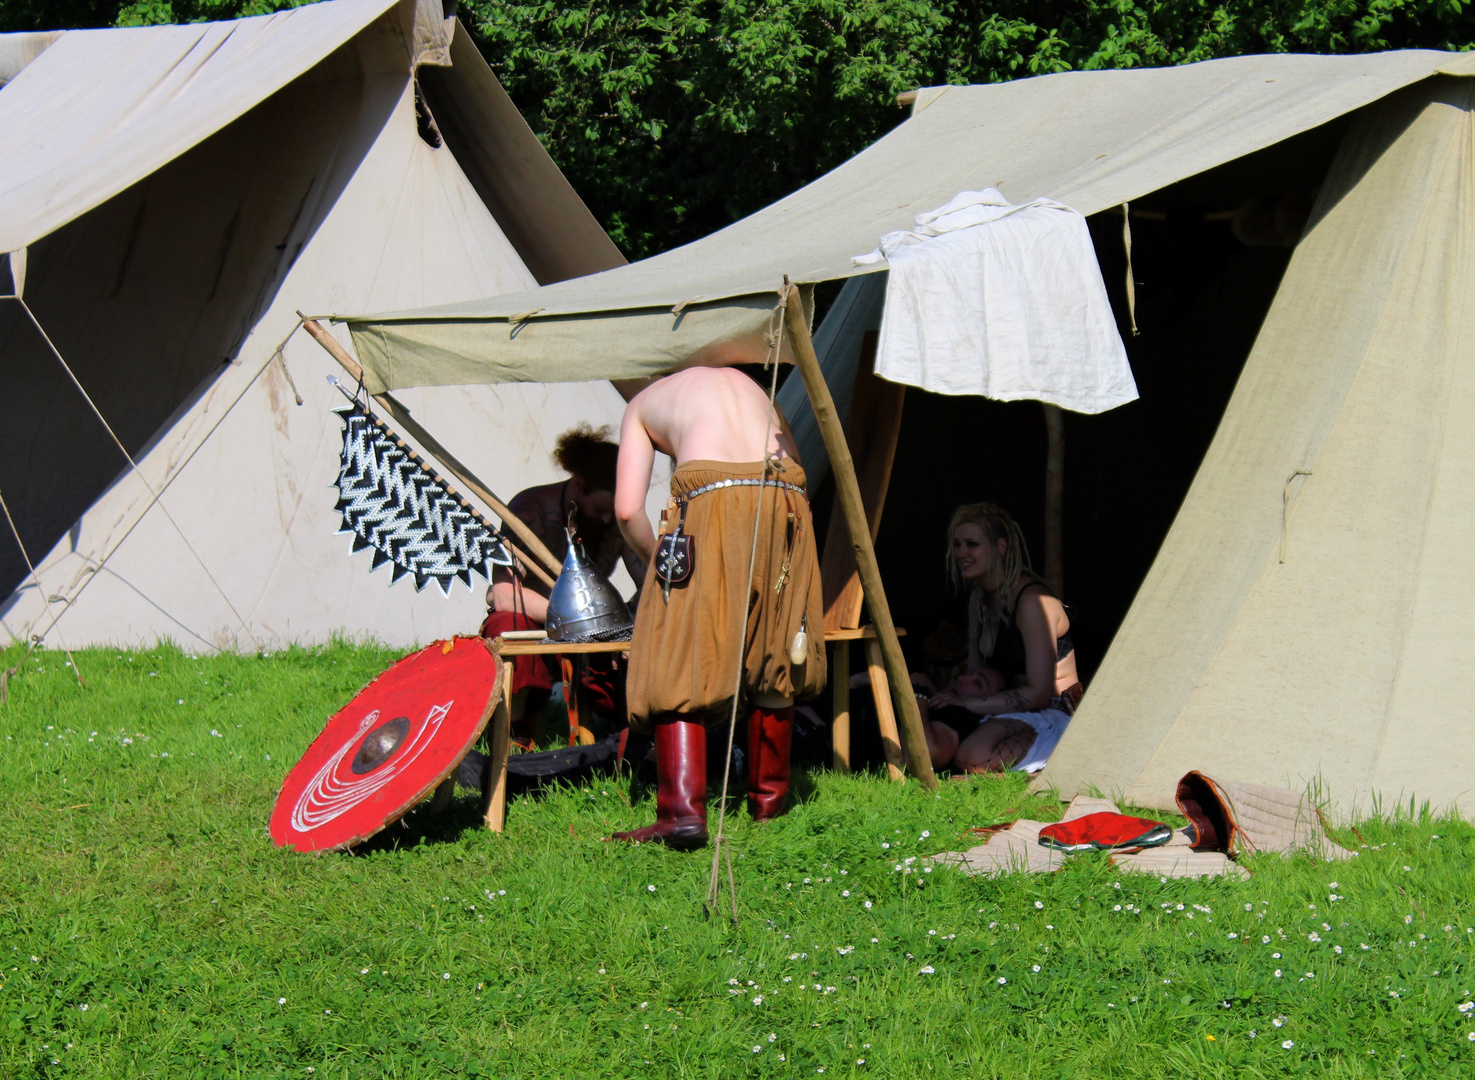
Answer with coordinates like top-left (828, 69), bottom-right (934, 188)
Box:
top-left (1037, 812), bottom-right (1172, 852)
top-left (479, 610), bottom-right (555, 694)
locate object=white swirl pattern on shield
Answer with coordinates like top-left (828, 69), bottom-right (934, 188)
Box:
top-left (290, 701), bottom-right (453, 833)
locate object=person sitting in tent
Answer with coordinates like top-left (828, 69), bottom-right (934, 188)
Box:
top-left (908, 503), bottom-right (1082, 774)
top-left (480, 424), bottom-right (645, 721)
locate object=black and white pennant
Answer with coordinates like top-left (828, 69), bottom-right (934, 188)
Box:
top-left (333, 404), bottom-right (512, 595)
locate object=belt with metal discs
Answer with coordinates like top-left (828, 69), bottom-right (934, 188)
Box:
top-left (677, 477), bottom-right (808, 504)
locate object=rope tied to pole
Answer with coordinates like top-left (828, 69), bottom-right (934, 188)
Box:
top-left (1121, 203), bottom-right (1139, 337)
top-left (703, 281), bottom-right (792, 923)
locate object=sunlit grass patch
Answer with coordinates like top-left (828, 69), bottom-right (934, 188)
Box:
top-left (1, 641), bottom-right (1472, 1078)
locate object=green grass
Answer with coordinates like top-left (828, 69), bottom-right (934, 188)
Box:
top-left (1, 641), bottom-right (1472, 1078)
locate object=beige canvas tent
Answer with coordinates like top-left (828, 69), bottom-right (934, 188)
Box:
top-left (0, 0), bottom-right (643, 652)
top-left (335, 51), bottom-right (1475, 820)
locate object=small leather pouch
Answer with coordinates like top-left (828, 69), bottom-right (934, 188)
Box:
top-left (654, 500), bottom-right (693, 600)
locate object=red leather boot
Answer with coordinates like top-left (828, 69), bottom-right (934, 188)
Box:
top-left (613, 714), bottom-right (708, 849)
top-left (747, 705), bottom-right (794, 822)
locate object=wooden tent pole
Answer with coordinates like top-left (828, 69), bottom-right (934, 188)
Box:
top-left (299, 317), bottom-right (563, 582)
top-left (1042, 403), bottom-right (1065, 596)
top-left (783, 285), bottom-right (937, 790)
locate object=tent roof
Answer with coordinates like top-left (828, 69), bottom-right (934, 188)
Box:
top-left (342, 48), bottom-right (1475, 391)
top-left (0, 0), bottom-right (441, 255)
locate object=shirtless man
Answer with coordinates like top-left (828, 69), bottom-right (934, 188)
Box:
top-left (611, 367), bottom-right (826, 848)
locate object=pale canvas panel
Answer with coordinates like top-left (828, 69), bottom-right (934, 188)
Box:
top-left (1037, 78), bottom-right (1475, 820)
top-left (342, 51), bottom-right (1467, 387)
top-left (417, 21), bottom-right (626, 287)
top-left (774, 272), bottom-right (887, 489)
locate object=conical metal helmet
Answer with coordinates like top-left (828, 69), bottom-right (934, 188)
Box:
top-left (545, 529), bottom-right (634, 643)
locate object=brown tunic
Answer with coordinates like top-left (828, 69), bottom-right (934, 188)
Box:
top-left (626, 458), bottom-right (825, 728)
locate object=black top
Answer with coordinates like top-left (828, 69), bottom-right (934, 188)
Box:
top-left (986, 579), bottom-right (1074, 682)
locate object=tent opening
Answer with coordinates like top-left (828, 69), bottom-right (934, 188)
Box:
top-left (413, 78), bottom-right (443, 148)
top-left (822, 115), bottom-right (1353, 712)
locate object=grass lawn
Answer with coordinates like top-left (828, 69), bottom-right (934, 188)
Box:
top-left (1, 641), bottom-right (1472, 1079)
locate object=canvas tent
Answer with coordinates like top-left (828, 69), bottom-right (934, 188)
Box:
top-left (0, 0), bottom-right (641, 653)
top-left (338, 51), bottom-right (1475, 820)
top-left (1036, 73), bottom-right (1475, 821)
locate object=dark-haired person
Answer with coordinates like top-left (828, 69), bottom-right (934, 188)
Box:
top-left (910, 503), bottom-right (1082, 774)
top-left (479, 424), bottom-right (646, 723)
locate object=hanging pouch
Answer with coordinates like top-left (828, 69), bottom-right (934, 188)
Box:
top-left (654, 499), bottom-right (693, 602)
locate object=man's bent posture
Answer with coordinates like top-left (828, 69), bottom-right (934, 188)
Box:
top-left (612, 366), bottom-right (825, 848)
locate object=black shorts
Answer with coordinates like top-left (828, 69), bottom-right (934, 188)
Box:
top-left (929, 704), bottom-right (983, 738)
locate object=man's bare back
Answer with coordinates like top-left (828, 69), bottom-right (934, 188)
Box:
top-left (614, 367), bottom-right (796, 565)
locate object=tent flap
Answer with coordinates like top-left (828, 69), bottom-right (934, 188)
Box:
top-left (349, 295), bottom-right (787, 391)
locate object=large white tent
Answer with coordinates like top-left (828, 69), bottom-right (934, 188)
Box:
top-left (0, 0), bottom-right (639, 653)
top-left (337, 52), bottom-right (1475, 819)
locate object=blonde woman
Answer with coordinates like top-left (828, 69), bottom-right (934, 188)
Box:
top-left (912, 503), bottom-right (1082, 774)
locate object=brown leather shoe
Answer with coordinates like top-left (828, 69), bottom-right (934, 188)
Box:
top-left (612, 714), bottom-right (708, 850)
top-left (747, 705), bottom-right (793, 822)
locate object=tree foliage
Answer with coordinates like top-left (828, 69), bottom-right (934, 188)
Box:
top-left (468, 0), bottom-right (1475, 257)
top-left (5, 0), bottom-right (1475, 256)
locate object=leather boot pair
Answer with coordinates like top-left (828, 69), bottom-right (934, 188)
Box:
top-left (747, 705), bottom-right (793, 822)
top-left (612, 713), bottom-right (708, 850)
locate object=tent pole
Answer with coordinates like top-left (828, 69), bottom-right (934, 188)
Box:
top-left (299, 318), bottom-right (563, 581)
top-left (1042, 403), bottom-right (1065, 595)
top-left (783, 284), bottom-right (937, 790)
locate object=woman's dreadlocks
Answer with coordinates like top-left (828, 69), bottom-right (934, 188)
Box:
top-left (944, 502), bottom-right (1033, 659)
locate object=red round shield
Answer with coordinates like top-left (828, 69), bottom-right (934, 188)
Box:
top-left (270, 636), bottom-right (502, 852)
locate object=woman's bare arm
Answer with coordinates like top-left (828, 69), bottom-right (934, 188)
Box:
top-left (489, 580), bottom-right (549, 622)
top-left (929, 591), bottom-right (1057, 715)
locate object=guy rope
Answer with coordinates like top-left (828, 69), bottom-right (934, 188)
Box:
top-left (703, 282), bottom-right (792, 923)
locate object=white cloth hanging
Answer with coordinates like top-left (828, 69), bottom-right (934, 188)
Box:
top-left (853, 189), bottom-right (1138, 413)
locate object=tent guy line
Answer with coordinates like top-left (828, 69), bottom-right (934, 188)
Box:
top-left (3, 290), bottom-right (262, 649)
top-left (704, 287), bottom-right (789, 923)
top-left (0, 482), bottom-right (85, 698)
top-left (4, 293), bottom-right (263, 652)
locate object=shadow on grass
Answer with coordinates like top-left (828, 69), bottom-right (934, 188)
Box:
top-left (347, 799), bottom-right (492, 855)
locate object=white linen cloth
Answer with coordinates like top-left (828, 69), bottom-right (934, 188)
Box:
top-left (853, 189), bottom-right (1138, 413)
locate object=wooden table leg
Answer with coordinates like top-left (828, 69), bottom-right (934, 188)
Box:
top-left (865, 639), bottom-right (905, 783)
top-left (482, 660), bottom-right (514, 832)
top-left (831, 641), bottom-right (851, 774)
top-left (573, 656), bottom-right (596, 746)
top-left (561, 656), bottom-right (579, 747)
